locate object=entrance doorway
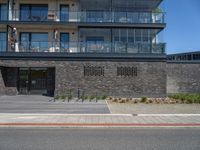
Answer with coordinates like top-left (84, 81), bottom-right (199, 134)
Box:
top-left (18, 67), bottom-right (55, 96)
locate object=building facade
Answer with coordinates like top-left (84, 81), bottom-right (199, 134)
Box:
top-left (167, 51), bottom-right (200, 94)
top-left (168, 51), bottom-right (200, 61)
top-left (0, 0), bottom-right (166, 97)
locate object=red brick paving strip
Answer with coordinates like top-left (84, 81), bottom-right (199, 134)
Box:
top-left (0, 123), bottom-right (200, 127)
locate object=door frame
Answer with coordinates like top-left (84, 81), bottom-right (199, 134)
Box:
top-left (18, 67), bottom-right (52, 95)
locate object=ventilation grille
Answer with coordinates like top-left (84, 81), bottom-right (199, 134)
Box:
top-left (84, 66), bottom-right (104, 76)
top-left (117, 67), bottom-right (137, 77)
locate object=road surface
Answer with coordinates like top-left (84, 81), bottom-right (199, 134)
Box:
top-left (0, 128), bottom-right (199, 150)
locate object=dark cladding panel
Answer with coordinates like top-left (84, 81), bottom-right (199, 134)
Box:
top-left (1, 67), bottom-right (18, 87)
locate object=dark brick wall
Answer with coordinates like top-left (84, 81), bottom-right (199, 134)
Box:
top-left (55, 61), bottom-right (167, 98)
top-left (0, 60), bottom-right (167, 98)
top-left (0, 68), bottom-right (5, 95)
top-left (0, 67), bottom-right (18, 95)
top-left (1, 60), bottom-right (200, 97)
top-left (167, 62), bottom-right (200, 94)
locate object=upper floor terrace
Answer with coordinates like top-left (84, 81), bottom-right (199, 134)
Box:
top-left (0, 28), bottom-right (165, 56)
top-left (0, 0), bottom-right (165, 26)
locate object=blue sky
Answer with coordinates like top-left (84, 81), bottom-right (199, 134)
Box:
top-left (164, 0), bottom-right (200, 54)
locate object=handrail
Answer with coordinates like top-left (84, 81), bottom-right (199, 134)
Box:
top-left (0, 41), bottom-right (166, 54)
top-left (1, 10), bottom-right (165, 23)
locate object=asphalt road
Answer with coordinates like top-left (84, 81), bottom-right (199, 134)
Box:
top-left (0, 128), bottom-right (199, 150)
top-left (0, 95), bottom-right (110, 114)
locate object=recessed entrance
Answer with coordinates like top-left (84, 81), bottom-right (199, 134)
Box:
top-left (18, 67), bottom-right (55, 96)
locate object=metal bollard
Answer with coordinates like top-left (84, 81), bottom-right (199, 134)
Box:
top-left (95, 92), bottom-right (98, 103)
top-left (77, 88), bottom-right (80, 100)
top-left (53, 90), bottom-right (56, 102)
top-left (68, 89), bottom-right (72, 102)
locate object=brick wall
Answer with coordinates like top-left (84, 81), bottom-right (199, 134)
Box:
top-left (0, 60), bottom-right (167, 98)
top-left (55, 61), bottom-right (167, 98)
top-left (167, 62), bottom-right (200, 94)
top-left (0, 68), bottom-right (5, 95)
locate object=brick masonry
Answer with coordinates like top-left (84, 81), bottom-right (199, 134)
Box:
top-left (0, 68), bottom-right (5, 95)
top-left (167, 62), bottom-right (200, 94)
top-left (55, 61), bottom-right (167, 98)
top-left (0, 60), bottom-right (166, 98)
top-left (1, 60), bottom-right (199, 97)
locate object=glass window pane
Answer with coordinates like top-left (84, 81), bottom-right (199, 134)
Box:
top-left (60, 33), bottom-right (69, 52)
top-left (20, 5), bottom-right (48, 21)
top-left (21, 33), bottom-right (29, 42)
top-left (31, 33), bottom-right (48, 52)
top-left (32, 5), bottom-right (48, 21)
top-left (60, 5), bottom-right (69, 21)
top-left (0, 4), bottom-right (7, 21)
top-left (31, 33), bottom-right (48, 41)
top-left (0, 32), bottom-right (6, 52)
top-left (86, 37), bottom-right (104, 42)
top-left (20, 33), bottom-right (48, 52)
top-left (86, 11), bottom-right (103, 22)
top-left (86, 37), bottom-right (104, 52)
top-left (20, 5), bottom-right (30, 21)
top-left (20, 33), bottom-right (30, 52)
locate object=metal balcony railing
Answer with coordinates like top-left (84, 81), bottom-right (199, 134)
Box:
top-left (1, 10), bottom-right (165, 24)
top-left (0, 41), bottom-right (166, 54)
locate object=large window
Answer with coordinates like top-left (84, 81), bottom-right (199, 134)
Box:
top-left (20, 4), bottom-right (48, 21)
top-left (0, 4), bottom-right (7, 21)
top-left (79, 28), bottom-right (163, 54)
top-left (86, 11), bottom-right (104, 22)
top-left (20, 33), bottom-right (48, 52)
top-left (0, 32), bottom-right (6, 52)
top-left (86, 37), bottom-right (107, 52)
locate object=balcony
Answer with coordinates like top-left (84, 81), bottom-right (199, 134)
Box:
top-left (1, 10), bottom-right (165, 24)
top-left (80, 11), bottom-right (165, 24)
top-left (1, 41), bottom-right (165, 54)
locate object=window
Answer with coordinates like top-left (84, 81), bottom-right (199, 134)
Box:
top-left (86, 11), bottom-right (104, 22)
top-left (0, 32), bottom-right (6, 52)
top-left (86, 37), bottom-right (105, 52)
top-left (117, 67), bottom-right (137, 77)
top-left (60, 33), bottom-right (69, 52)
top-left (20, 4), bottom-right (48, 21)
top-left (60, 5), bottom-right (69, 21)
top-left (114, 37), bottom-right (135, 43)
top-left (84, 66), bottom-right (104, 76)
top-left (0, 4), bottom-right (7, 21)
top-left (194, 54), bottom-right (200, 60)
top-left (20, 33), bottom-right (48, 52)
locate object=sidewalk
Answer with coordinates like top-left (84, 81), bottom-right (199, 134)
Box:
top-left (0, 113), bottom-right (200, 128)
top-left (107, 102), bottom-right (200, 114)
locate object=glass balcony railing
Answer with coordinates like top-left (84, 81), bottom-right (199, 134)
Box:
top-left (80, 11), bottom-right (165, 24)
top-left (0, 40), bottom-right (7, 52)
top-left (1, 41), bottom-right (165, 54)
top-left (1, 10), bottom-right (165, 24)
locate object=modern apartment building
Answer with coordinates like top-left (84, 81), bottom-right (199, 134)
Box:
top-left (168, 51), bottom-right (200, 61)
top-left (0, 0), bottom-right (166, 97)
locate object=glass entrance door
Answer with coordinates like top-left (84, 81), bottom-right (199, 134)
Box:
top-left (60, 33), bottom-right (69, 52)
top-left (19, 68), bottom-right (29, 94)
top-left (30, 68), bottom-right (47, 94)
top-left (18, 68), bottom-right (48, 95)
